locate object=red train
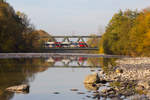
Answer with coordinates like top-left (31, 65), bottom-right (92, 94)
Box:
top-left (78, 42), bottom-right (88, 48)
top-left (45, 42), bottom-right (88, 48)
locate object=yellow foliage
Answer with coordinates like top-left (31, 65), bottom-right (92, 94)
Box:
top-left (99, 38), bottom-right (104, 54)
top-left (144, 30), bottom-right (150, 46)
top-left (100, 9), bottom-right (150, 56)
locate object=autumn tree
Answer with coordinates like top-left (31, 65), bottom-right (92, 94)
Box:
top-left (129, 10), bottom-right (150, 56)
top-left (101, 9), bottom-right (139, 55)
top-left (0, 2), bottom-right (40, 52)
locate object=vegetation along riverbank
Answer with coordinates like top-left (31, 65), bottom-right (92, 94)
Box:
top-left (99, 8), bottom-right (150, 56)
top-left (0, 1), bottom-right (55, 53)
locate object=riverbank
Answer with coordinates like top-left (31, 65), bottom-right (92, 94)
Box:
top-left (96, 57), bottom-right (150, 99)
top-left (106, 57), bottom-right (150, 81)
top-left (0, 53), bottom-right (126, 59)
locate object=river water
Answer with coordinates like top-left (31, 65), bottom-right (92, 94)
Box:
top-left (0, 56), bottom-right (116, 100)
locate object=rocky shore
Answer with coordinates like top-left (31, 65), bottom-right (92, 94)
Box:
top-left (84, 57), bottom-right (150, 99)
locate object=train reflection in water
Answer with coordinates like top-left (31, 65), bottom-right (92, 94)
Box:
top-left (45, 56), bottom-right (100, 68)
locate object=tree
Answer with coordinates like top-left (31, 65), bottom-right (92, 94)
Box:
top-left (101, 10), bottom-right (139, 55)
top-left (0, 2), bottom-right (39, 52)
top-left (0, 0), bottom-right (5, 3)
top-left (129, 11), bottom-right (150, 56)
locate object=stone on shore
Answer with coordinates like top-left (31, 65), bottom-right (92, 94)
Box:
top-left (53, 92), bottom-right (60, 94)
top-left (137, 81), bottom-right (150, 90)
top-left (6, 84), bottom-right (29, 93)
top-left (70, 89), bottom-right (79, 91)
top-left (84, 83), bottom-right (99, 91)
top-left (115, 68), bottom-right (123, 73)
top-left (84, 73), bottom-right (100, 84)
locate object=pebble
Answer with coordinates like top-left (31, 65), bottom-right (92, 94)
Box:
top-left (53, 92), bottom-right (60, 94)
top-left (87, 91), bottom-right (91, 93)
top-left (90, 69), bottom-right (95, 72)
top-left (98, 69), bottom-right (101, 71)
top-left (77, 92), bottom-right (85, 94)
top-left (70, 89), bottom-right (79, 91)
top-left (93, 91), bottom-right (99, 93)
top-left (120, 95), bottom-right (125, 99)
top-left (86, 95), bottom-right (91, 98)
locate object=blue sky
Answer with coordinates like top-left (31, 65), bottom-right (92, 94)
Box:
top-left (7, 0), bottom-right (150, 35)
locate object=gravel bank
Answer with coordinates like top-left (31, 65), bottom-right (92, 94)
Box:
top-left (100, 57), bottom-right (150, 99)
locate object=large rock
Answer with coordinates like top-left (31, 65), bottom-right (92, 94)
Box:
top-left (84, 83), bottom-right (99, 91)
top-left (84, 73), bottom-right (100, 84)
top-left (6, 84), bottom-right (29, 93)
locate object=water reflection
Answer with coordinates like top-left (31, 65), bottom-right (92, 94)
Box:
top-left (0, 56), bottom-right (116, 100)
top-left (45, 56), bottom-right (88, 67)
top-left (0, 58), bottom-right (52, 100)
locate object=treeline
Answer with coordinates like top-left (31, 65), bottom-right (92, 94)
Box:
top-left (100, 8), bottom-right (150, 56)
top-left (0, 1), bottom-right (53, 52)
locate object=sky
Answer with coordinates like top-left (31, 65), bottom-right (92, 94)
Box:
top-left (7, 0), bottom-right (150, 36)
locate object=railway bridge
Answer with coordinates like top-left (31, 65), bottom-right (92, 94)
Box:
top-left (41, 35), bottom-right (102, 50)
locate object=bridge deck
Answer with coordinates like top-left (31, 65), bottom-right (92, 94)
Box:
top-left (42, 36), bottom-right (102, 38)
top-left (44, 48), bottom-right (99, 50)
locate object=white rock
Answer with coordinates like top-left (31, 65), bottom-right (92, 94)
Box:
top-left (6, 84), bottom-right (29, 92)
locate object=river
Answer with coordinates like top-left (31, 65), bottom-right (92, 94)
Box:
top-left (0, 54), bottom-right (118, 100)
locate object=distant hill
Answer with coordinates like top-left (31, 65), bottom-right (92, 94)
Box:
top-left (34, 30), bottom-right (55, 42)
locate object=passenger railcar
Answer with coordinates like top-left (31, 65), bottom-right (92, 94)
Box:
top-left (45, 41), bottom-right (88, 48)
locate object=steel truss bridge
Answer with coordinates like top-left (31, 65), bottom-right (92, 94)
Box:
top-left (41, 35), bottom-right (102, 50)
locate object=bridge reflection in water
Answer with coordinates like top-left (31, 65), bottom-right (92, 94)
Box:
top-left (45, 56), bottom-right (101, 68)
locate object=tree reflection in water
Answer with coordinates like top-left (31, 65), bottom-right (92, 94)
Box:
top-left (0, 58), bottom-right (54, 100)
top-left (0, 56), bottom-right (117, 100)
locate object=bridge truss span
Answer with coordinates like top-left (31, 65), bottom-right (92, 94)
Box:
top-left (42, 35), bottom-right (101, 50)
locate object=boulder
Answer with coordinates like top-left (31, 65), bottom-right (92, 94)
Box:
top-left (84, 73), bottom-right (100, 84)
top-left (6, 84), bottom-right (29, 93)
top-left (84, 83), bottom-right (99, 91)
